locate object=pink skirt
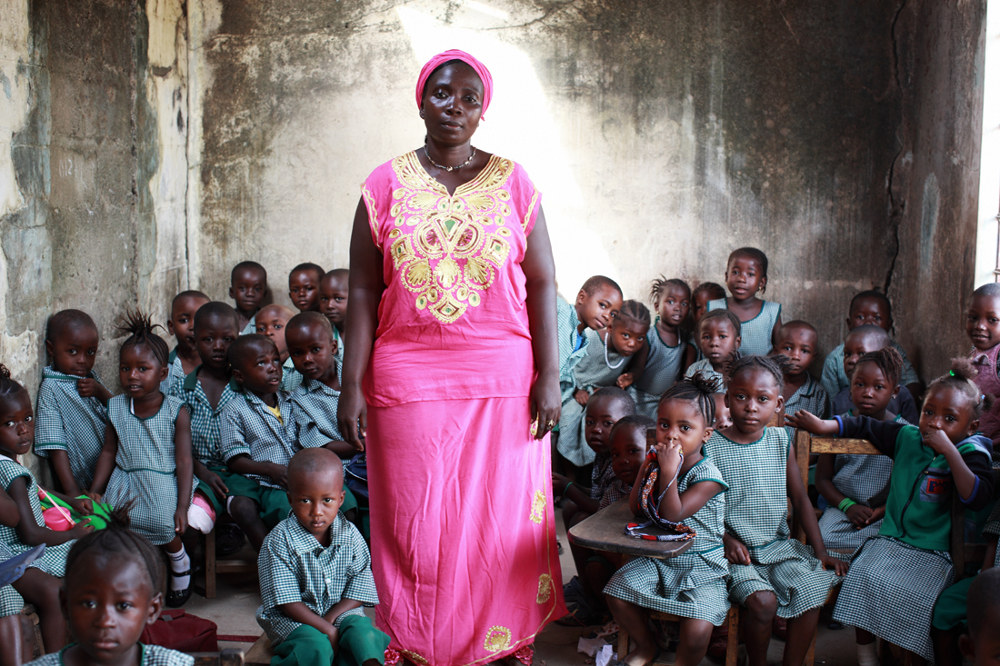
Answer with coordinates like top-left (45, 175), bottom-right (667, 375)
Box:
top-left (367, 397), bottom-right (566, 666)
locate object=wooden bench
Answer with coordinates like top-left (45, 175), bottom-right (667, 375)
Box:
top-left (243, 634), bottom-right (274, 666)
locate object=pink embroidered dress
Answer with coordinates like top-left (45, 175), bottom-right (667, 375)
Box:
top-left (361, 152), bottom-right (565, 665)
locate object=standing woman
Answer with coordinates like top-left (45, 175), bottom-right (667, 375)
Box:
top-left (338, 51), bottom-right (566, 665)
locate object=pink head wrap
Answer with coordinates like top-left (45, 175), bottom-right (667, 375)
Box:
top-left (415, 49), bottom-right (494, 120)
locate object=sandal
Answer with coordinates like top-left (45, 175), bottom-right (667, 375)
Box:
top-left (165, 569), bottom-right (192, 608)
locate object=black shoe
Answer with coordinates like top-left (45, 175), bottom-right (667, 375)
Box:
top-left (165, 570), bottom-right (192, 608)
top-left (215, 522), bottom-right (246, 558)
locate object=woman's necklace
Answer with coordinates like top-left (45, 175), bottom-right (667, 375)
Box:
top-left (424, 145), bottom-right (476, 172)
top-left (603, 330), bottom-right (625, 369)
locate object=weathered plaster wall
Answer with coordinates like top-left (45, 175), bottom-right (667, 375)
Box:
top-left (189, 0), bottom-right (904, 362)
top-left (889, 0), bottom-right (987, 379)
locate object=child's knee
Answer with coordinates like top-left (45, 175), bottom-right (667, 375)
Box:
top-left (745, 590), bottom-right (778, 620)
top-left (274, 627), bottom-right (335, 666)
top-left (228, 496), bottom-right (259, 523)
top-left (680, 619), bottom-right (714, 651)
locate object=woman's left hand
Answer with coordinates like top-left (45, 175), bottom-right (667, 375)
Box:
top-left (529, 372), bottom-right (560, 440)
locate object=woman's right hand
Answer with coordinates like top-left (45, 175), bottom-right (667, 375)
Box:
top-left (338, 384), bottom-right (367, 452)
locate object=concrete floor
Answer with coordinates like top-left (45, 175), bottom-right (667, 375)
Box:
top-left (186, 516), bottom-right (857, 666)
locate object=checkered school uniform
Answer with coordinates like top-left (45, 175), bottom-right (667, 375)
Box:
top-left (683, 359), bottom-right (725, 391)
top-left (169, 370), bottom-right (238, 469)
top-left (0, 541), bottom-right (24, 617)
top-left (557, 295), bottom-right (584, 391)
top-left (103, 395), bottom-right (192, 546)
top-left (240, 315), bottom-right (257, 336)
top-left (605, 457), bottom-right (731, 625)
top-left (782, 375), bottom-right (829, 440)
top-left (820, 340), bottom-right (920, 399)
top-left (557, 328), bottom-right (627, 467)
top-left (0, 456), bottom-right (72, 577)
top-left (34, 366), bottom-right (109, 490)
top-left (257, 513), bottom-right (379, 642)
top-left (707, 298), bottom-right (781, 356)
top-left (599, 479), bottom-right (630, 509)
top-left (703, 428), bottom-right (838, 618)
top-left (26, 644), bottom-right (194, 666)
top-left (160, 349), bottom-right (185, 396)
top-left (281, 357), bottom-right (303, 393)
top-left (632, 324), bottom-right (687, 419)
top-left (220, 389), bottom-right (298, 488)
top-left (289, 378), bottom-right (344, 449)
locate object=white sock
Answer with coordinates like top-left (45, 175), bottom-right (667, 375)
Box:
top-left (857, 641), bottom-right (878, 666)
top-left (167, 546), bottom-right (191, 592)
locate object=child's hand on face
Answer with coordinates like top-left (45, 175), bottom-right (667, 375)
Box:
top-left (76, 377), bottom-right (99, 398)
top-left (574, 389), bottom-right (589, 406)
top-left (654, 441), bottom-right (683, 479)
top-left (922, 427), bottom-right (957, 456)
top-left (723, 533), bottom-right (751, 565)
top-left (846, 503), bottom-right (874, 528)
top-left (616, 373), bottom-right (634, 389)
top-left (820, 554), bottom-right (849, 576)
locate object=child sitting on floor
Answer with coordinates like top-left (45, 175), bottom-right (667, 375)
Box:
top-left (318, 269), bottom-right (349, 368)
top-left (966, 282), bottom-right (1000, 447)
top-left (0, 365), bottom-right (92, 652)
top-left (257, 448), bottom-right (389, 666)
top-left (34, 309), bottom-right (112, 497)
top-left (831, 324), bottom-right (919, 423)
top-left (815, 347), bottom-right (904, 559)
top-left (221, 334), bottom-right (301, 550)
top-left (684, 309), bottom-right (741, 390)
top-left (230, 260), bottom-right (268, 336)
top-left (631, 277), bottom-right (692, 419)
top-left (25, 521), bottom-right (195, 666)
top-left (288, 262), bottom-right (325, 313)
top-left (605, 374), bottom-right (730, 666)
top-left (705, 356), bottom-right (844, 666)
top-left (789, 359), bottom-right (994, 664)
top-left (707, 247), bottom-right (781, 356)
top-left (774, 320), bottom-right (830, 439)
top-left (90, 311), bottom-right (198, 608)
top-left (557, 301), bottom-right (649, 468)
top-left (256, 304), bottom-right (303, 393)
top-left (820, 289), bottom-right (921, 400)
top-left (162, 290), bottom-right (210, 394)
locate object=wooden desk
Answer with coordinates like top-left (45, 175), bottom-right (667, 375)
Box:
top-left (567, 500), bottom-right (692, 560)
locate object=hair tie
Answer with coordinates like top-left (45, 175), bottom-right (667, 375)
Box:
top-left (949, 370), bottom-right (956, 377)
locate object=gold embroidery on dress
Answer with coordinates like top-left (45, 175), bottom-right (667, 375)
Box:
top-left (483, 626), bottom-right (512, 653)
top-left (537, 574), bottom-right (553, 604)
top-left (399, 649), bottom-right (429, 665)
top-left (387, 153), bottom-right (518, 324)
top-left (529, 490), bottom-right (546, 524)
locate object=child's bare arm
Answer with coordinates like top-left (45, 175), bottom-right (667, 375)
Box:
top-left (194, 460), bottom-right (228, 499)
top-left (89, 426), bottom-right (119, 496)
top-left (323, 440), bottom-right (357, 459)
top-left (9, 476), bottom-right (91, 545)
top-left (723, 533), bottom-right (750, 565)
top-left (323, 598), bottom-right (363, 625)
top-left (173, 407), bottom-right (194, 535)
top-left (784, 410), bottom-right (838, 435)
top-left (786, 448), bottom-right (847, 575)
top-left (0, 487), bottom-right (18, 526)
top-left (278, 602), bottom-right (338, 645)
top-left (47, 450), bottom-right (82, 497)
top-left (227, 455), bottom-right (288, 488)
top-left (658, 479), bottom-right (725, 523)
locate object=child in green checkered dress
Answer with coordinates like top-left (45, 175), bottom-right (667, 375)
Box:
top-left (34, 309), bottom-right (112, 497)
top-left (25, 520), bottom-right (194, 666)
top-left (231, 261), bottom-right (269, 336)
top-left (704, 356), bottom-right (845, 666)
top-left (789, 359), bottom-right (995, 664)
top-left (0, 364), bottom-right (94, 652)
top-left (162, 290), bottom-right (210, 395)
top-left (605, 374), bottom-right (729, 666)
top-left (258, 448), bottom-right (388, 666)
top-left (90, 312), bottom-right (196, 609)
top-left (221, 335), bottom-right (301, 550)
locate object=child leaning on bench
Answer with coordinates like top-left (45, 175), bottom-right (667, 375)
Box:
top-left (257, 448), bottom-right (389, 666)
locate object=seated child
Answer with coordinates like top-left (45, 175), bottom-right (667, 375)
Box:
top-left (815, 348), bottom-right (903, 559)
top-left (707, 247), bottom-right (781, 356)
top-left (170, 302), bottom-right (243, 516)
top-left (557, 301), bottom-right (648, 468)
top-left (90, 311), bottom-right (197, 608)
top-left (288, 262), bottom-right (325, 313)
top-left (774, 321), bottom-right (830, 439)
top-left (557, 275), bottom-right (624, 399)
top-left (34, 309), bottom-right (111, 497)
top-left (257, 448), bottom-right (389, 666)
top-left (552, 387), bottom-right (635, 624)
top-left (830, 325), bottom-right (918, 423)
top-left (221, 334), bottom-right (301, 550)
top-left (0, 364), bottom-right (92, 651)
top-left (318, 268), bottom-right (349, 368)
top-left (960, 567), bottom-right (1000, 666)
top-left (601, 415), bottom-right (655, 509)
top-left (631, 277), bottom-right (691, 419)
top-left (256, 304), bottom-right (303, 393)
top-left (162, 290), bottom-right (210, 394)
top-left (789, 359), bottom-right (994, 664)
top-left (605, 375), bottom-right (730, 666)
top-left (820, 289), bottom-right (921, 399)
top-left (684, 309), bottom-right (741, 390)
top-left (705, 356), bottom-right (844, 666)
top-left (691, 281), bottom-right (726, 326)
top-left (966, 282), bottom-right (1000, 447)
top-left (230, 260), bottom-right (268, 336)
top-left (25, 523), bottom-right (195, 666)
top-left (286, 312), bottom-right (359, 518)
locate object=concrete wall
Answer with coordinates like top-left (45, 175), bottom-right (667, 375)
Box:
top-left (888, 0), bottom-right (988, 380)
top-left (188, 0), bottom-right (907, 361)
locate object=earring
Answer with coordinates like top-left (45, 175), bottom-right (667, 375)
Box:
top-left (419, 109), bottom-right (425, 118)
